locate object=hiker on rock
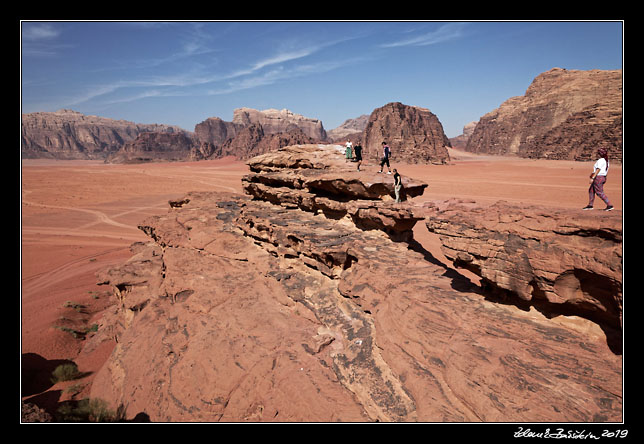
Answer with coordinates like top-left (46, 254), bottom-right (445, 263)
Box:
top-left (583, 148), bottom-right (614, 211)
top-left (345, 141), bottom-right (353, 162)
top-left (378, 141), bottom-right (392, 174)
top-left (393, 168), bottom-right (403, 202)
top-left (354, 143), bottom-right (362, 172)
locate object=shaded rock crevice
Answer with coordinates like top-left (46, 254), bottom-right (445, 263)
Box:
top-left (422, 198), bottom-right (623, 347)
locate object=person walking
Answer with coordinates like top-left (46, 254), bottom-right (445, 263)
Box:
top-left (393, 168), bottom-right (402, 203)
top-left (378, 141), bottom-right (392, 174)
top-left (583, 148), bottom-right (614, 211)
top-left (345, 141), bottom-right (353, 162)
top-left (354, 143), bottom-right (362, 171)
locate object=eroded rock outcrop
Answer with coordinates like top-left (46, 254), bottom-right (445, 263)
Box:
top-left (449, 121), bottom-right (477, 149)
top-left (465, 68), bottom-right (622, 161)
top-left (21, 109), bottom-right (185, 160)
top-left (193, 117), bottom-right (243, 146)
top-left (106, 131), bottom-right (198, 164)
top-left (233, 108), bottom-right (327, 141)
top-left (243, 144), bottom-right (427, 241)
top-left (88, 144), bottom-right (622, 422)
top-left (327, 115), bottom-right (369, 142)
top-left (362, 102), bottom-right (451, 164)
top-left (218, 125), bottom-right (315, 160)
top-left (424, 199), bottom-right (623, 335)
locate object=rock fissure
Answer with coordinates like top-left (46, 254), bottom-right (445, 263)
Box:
top-left (89, 144), bottom-right (622, 422)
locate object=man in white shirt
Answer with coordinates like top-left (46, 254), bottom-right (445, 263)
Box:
top-left (583, 148), bottom-right (613, 211)
top-left (345, 141), bottom-right (353, 162)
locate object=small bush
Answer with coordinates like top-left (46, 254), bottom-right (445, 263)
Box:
top-left (51, 363), bottom-right (80, 384)
top-left (54, 324), bottom-right (98, 339)
top-left (54, 325), bottom-right (83, 339)
top-left (64, 382), bottom-right (85, 396)
top-left (63, 301), bottom-right (86, 312)
top-left (56, 398), bottom-right (123, 422)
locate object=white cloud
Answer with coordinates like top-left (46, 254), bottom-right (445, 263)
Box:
top-left (21, 23), bottom-right (61, 41)
top-left (46, 28), bottom-right (362, 107)
top-left (206, 58), bottom-right (361, 96)
top-left (380, 22), bottom-right (468, 48)
top-left (104, 89), bottom-right (164, 105)
top-left (21, 22), bottom-right (69, 57)
top-left (251, 47), bottom-right (318, 71)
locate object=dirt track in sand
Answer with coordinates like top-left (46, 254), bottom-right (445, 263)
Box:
top-left (20, 149), bottom-right (622, 411)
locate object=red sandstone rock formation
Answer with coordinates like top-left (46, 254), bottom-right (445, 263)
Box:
top-left (243, 145), bottom-right (426, 241)
top-left (193, 117), bottom-right (243, 146)
top-left (22, 107), bottom-right (327, 162)
top-left (21, 109), bottom-right (185, 160)
top-left (423, 199), bottom-right (623, 340)
top-left (107, 131), bottom-right (197, 163)
top-left (465, 68), bottom-right (622, 161)
top-left (327, 115), bottom-right (369, 142)
top-left (362, 102), bottom-right (451, 164)
top-left (218, 125), bottom-right (315, 160)
top-left (449, 121), bottom-right (477, 149)
top-left (86, 144), bottom-right (621, 422)
top-left (233, 107), bottom-right (327, 141)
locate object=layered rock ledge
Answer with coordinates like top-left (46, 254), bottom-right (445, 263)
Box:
top-left (88, 144), bottom-right (622, 422)
top-left (423, 199), bottom-right (623, 336)
top-left (243, 144), bottom-right (427, 241)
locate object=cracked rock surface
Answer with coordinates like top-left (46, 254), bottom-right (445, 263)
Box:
top-left (88, 144), bottom-right (621, 422)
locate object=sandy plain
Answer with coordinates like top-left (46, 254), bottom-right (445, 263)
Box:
top-left (20, 148), bottom-right (623, 417)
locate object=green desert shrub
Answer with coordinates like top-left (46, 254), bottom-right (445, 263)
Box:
top-left (56, 398), bottom-right (123, 422)
top-left (50, 363), bottom-right (80, 384)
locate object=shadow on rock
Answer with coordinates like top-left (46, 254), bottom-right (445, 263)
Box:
top-left (22, 353), bottom-right (77, 397)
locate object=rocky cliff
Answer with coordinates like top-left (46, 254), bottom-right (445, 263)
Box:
top-left (449, 121), bottom-right (477, 149)
top-left (327, 115), bottom-right (369, 142)
top-left (362, 102), bottom-right (451, 164)
top-left (193, 117), bottom-right (243, 146)
top-left (233, 108), bottom-right (327, 141)
top-left (21, 109), bottom-right (186, 160)
top-left (217, 125), bottom-right (315, 160)
top-left (423, 199), bottom-right (623, 340)
top-left (86, 144), bottom-right (621, 422)
top-left (465, 68), bottom-right (622, 161)
top-left (106, 131), bottom-right (198, 164)
top-left (22, 108), bottom-right (326, 162)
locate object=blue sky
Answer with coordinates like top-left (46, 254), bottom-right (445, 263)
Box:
top-left (21, 21), bottom-right (622, 138)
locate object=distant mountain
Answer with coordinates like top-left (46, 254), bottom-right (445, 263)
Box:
top-left (21, 108), bottom-right (324, 163)
top-left (232, 107), bottom-right (327, 141)
top-left (448, 121), bottom-right (477, 150)
top-left (465, 68), bottom-right (622, 161)
top-left (24, 69), bottom-right (622, 165)
top-left (21, 109), bottom-right (186, 160)
top-left (327, 115), bottom-right (369, 142)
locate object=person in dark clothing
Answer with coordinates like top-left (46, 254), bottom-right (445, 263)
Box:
top-left (393, 168), bottom-right (402, 202)
top-left (378, 142), bottom-right (392, 174)
top-left (354, 143), bottom-right (363, 171)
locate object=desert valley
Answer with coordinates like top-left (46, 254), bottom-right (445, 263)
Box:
top-left (21, 68), bottom-right (623, 423)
